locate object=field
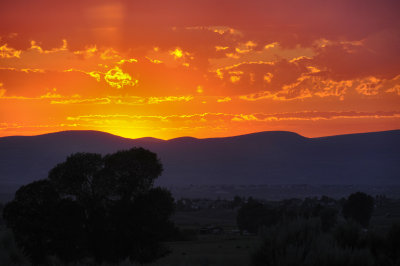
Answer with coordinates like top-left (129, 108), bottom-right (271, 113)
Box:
top-left (148, 236), bottom-right (259, 266)
top-left (150, 208), bottom-right (260, 266)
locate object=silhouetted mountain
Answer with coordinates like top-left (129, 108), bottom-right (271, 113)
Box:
top-left (1, 130), bottom-right (399, 196)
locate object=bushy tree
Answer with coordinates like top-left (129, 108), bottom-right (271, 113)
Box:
top-left (3, 148), bottom-right (175, 265)
top-left (232, 195), bottom-right (243, 208)
top-left (342, 192), bottom-right (374, 227)
top-left (237, 198), bottom-right (278, 234)
top-left (319, 207), bottom-right (338, 232)
top-left (386, 222), bottom-right (400, 263)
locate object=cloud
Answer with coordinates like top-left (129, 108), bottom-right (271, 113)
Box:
top-left (170, 48), bottom-right (184, 59)
top-left (0, 40), bottom-right (139, 73)
top-left (238, 74), bottom-right (400, 101)
top-left (104, 66), bottom-right (138, 89)
top-left (355, 75), bottom-right (400, 96)
top-left (0, 1), bottom-right (398, 100)
top-left (0, 89), bottom-right (196, 106)
top-left (0, 44), bottom-right (21, 58)
top-left (209, 42), bottom-right (314, 71)
top-left (312, 30), bottom-right (400, 80)
top-left (213, 57), bottom-right (400, 100)
top-left (66, 111), bottom-right (400, 125)
top-left (147, 96), bottom-right (193, 104)
top-left (210, 59), bottom-right (308, 95)
top-left (240, 111), bottom-right (400, 122)
top-left (0, 83), bottom-right (5, 97)
top-left (51, 97), bottom-right (111, 105)
top-left (0, 68), bottom-right (109, 98)
top-left (217, 97), bottom-right (231, 103)
top-left (2, 0), bottom-right (399, 50)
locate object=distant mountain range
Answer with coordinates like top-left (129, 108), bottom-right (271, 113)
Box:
top-left (1, 130), bottom-right (399, 196)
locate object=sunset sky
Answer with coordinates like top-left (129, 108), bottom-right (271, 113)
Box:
top-left (1, 0), bottom-right (399, 139)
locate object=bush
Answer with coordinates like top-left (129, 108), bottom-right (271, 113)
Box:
top-left (342, 192), bottom-right (374, 227)
top-left (0, 229), bottom-right (30, 266)
top-left (334, 221), bottom-right (362, 249)
top-left (319, 207), bottom-right (338, 232)
top-left (237, 199), bottom-right (278, 234)
top-left (386, 222), bottom-right (400, 263)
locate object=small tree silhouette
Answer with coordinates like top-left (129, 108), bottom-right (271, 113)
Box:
top-left (237, 198), bottom-right (278, 234)
top-left (3, 148), bottom-right (175, 265)
top-left (342, 192), bottom-right (374, 227)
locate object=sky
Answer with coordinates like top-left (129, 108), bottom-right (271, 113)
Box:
top-left (0, 0), bottom-right (399, 139)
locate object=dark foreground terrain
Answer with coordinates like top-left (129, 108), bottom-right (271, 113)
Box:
top-left (1, 193), bottom-right (400, 266)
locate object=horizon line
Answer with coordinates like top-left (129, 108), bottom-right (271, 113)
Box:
top-left (1, 128), bottom-right (399, 141)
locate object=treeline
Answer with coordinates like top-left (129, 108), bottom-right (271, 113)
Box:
top-left (235, 192), bottom-right (400, 266)
top-left (252, 218), bottom-right (400, 266)
top-left (237, 193), bottom-right (373, 234)
top-left (175, 195), bottom-right (244, 211)
top-left (174, 193), bottom-right (400, 265)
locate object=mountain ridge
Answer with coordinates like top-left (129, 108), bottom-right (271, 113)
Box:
top-left (1, 129), bottom-right (399, 195)
top-left (6, 129), bottom-right (399, 142)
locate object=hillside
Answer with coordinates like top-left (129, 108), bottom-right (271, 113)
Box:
top-left (1, 130), bottom-right (399, 196)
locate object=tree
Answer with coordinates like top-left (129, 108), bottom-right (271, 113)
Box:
top-left (232, 195), bottom-right (243, 208)
top-left (386, 222), bottom-right (400, 262)
top-left (342, 192), bottom-right (374, 227)
top-left (3, 148), bottom-right (175, 265)
top-left (237, 198), bottom-right (279, 234)
top-left (319, 206), bottom-right (338, 232)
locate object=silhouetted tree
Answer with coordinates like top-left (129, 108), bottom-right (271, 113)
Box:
top-left (252, 218), bottom-right (382, 266)
top-left (334, 221), bottom-right (362, 249)
top-left (0, 202), bottom-right (4, 226)
top-left (319, 207), bottom-right (338, 232)
top-left (386, 222), bottom-right (400, 263)
top-left (3, 148), bottom-right (175, 265)
top-left (342, 192), bottom-right (374, 227)
top-left (237, 198), bottom-right (278, 234)
top-left (232, 195), bottom-right (243, 208)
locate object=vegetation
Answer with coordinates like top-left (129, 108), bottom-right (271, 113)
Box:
top-left (248, 192), bottom-right (399, 266)
top-left (1, 176), bottom-right (400, 266)
top-left (237, 197), bottom-right (279, 234)
top-left (252, 219), bottom-right (400, 266)
top-left (2, 148), bottom-right (175, 265)
top-left (237, 196), bottom-right (340, 234)
top-left (342, 191), bottom-right (374, 227)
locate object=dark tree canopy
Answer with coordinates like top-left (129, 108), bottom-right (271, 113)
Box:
top-left (3, 148), bottom-right (174, 265)
top-left (342, 192), bottom-right (374, 227)
top-left (237, 198), bottom-right (279, 234)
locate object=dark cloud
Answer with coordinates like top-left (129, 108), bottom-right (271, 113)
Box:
top-left (1, 0), bottom-right (399, 50)
top-left (313, 30), bottom-right (400, 80)
top-left (1, 0), bottom-right (399, 99)
top-left (210, 59), bottom-right (308, 95)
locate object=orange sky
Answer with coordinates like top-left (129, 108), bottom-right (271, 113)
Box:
top-left (0, 0), bottom-right (399, 139)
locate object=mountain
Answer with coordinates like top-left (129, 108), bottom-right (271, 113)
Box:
top-left (1, 130), bottom-right (399, 196)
